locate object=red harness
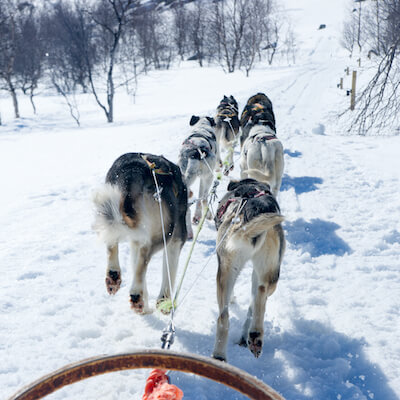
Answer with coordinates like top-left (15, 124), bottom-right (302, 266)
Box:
top-left (254, 134), bottom-right (276, 142)
top-left (217, 189), bottom-right (268, 219)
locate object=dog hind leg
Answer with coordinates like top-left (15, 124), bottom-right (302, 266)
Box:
top-left (273, 145), bottom-right (284, 196)
top-left (214, 126), bottom-right (223, 171)
top-left (200, 171), bottom-right (214, 220)
top-left (239, 269), bottom-right (258, 346)
top-left (212, 253), bottom-right (243, 362)
top-left (105, 244), bottom-right (122, 295)
top-left (129, 242), bottom-right (153, 314)
top-left (246, 242), bottom-right (280, 358)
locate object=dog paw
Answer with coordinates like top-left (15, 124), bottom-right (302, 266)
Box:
top-left (105, 270), bottom-right (121, 295)
top-left (130, 294), bottom-right (146, 314)
top-left (247, 331), bottom-right (263, 358)
top-left (192, 216), bottom-right (200, 225)
top-left (212, 353), bottom-right (227, 362)
top-left (156, 297), bottom-right (174, 315)
top-left (187, 230), bottom-right (194, 240)
top-left (238, 336), bottom-right (248, 347)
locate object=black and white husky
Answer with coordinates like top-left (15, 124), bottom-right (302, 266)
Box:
top-left (178, 115), bottom-right (217, 238)
top-left (215, 95), bottom-right (240, 175)
top-left (212, 179), bottom-right (285, 362)
top-left (93, 153), bottom-right (188, 314)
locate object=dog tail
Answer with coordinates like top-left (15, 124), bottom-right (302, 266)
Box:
top-left (92, 183), bottom-right (133, 244)
top-left (226, 213), bottom-right (284, 253)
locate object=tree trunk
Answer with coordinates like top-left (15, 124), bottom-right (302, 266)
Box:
top-left (30, 87), bottom-right (37, 115)
top-left (8, 78), bottom-right (20, 118)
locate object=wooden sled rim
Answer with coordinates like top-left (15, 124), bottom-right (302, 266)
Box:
top-left (8, 349), bottom-right (284, 400)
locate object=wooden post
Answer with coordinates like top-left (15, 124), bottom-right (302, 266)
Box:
top-left (339, 77), bottom-right (343, 89)
top-left (350, 70), bottom-right (357, 110)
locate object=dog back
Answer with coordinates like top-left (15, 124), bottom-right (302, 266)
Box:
top-left (215, 179), bottom-right (280, 229)
top-left (94, 153), bottom-right (188, 243)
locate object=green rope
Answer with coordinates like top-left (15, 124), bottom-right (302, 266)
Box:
top-left (157, 204), bottom-right (209, 314)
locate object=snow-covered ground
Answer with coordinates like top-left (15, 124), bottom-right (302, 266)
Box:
top-left (1, 1), bottom-right (399, 399)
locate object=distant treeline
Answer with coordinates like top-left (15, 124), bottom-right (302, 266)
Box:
top-left (0, 0), bottom-right (295, 124)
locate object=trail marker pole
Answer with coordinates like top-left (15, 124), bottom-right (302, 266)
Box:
top-left (350, 70), bottom-right (357, 111)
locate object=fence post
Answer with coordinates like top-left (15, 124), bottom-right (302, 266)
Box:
top-left (350, 70), bottom-right (357, 110)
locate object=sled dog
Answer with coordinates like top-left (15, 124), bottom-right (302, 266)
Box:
top-left (93, 152), bottom-right (188, 314)
top-left (240, 93), bottom-right (276, 148)
top-left (240, 124), bottom-right (284, 198)
top-left (212, 178), bottom-right (285, 362)
top-left (214, 95), bottom-right (240, 175)
top-left (178, 115), bottom-right (217, 238)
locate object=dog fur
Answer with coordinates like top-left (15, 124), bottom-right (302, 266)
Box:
top-left (93, 152), bottom-right (188, 314)
top-left (240, 93), bottom-right (276, 148)
top-left (212, 179), bottom-right (285, 362)
top-left (178, 115), bottom-right (217, 238)
top-left (240, 124), bottom-right (284, 197)
top-left (214, 95), bottom-right (240, 175)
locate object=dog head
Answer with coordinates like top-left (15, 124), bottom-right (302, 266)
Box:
top-left (190, 115), bottom-right (216, 128)
top-left (218, 95), bottom-right (238, 111)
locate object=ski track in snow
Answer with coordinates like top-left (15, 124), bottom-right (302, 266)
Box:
top-left (1, 1), bottom-right (400, 399)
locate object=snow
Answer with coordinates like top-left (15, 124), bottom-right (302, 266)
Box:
top-left (1, 0), bottom-right (400, 399)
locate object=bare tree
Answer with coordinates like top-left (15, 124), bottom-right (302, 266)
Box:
top-left (346, 0), bottom-right (400, 135)
top-left (187, 1), bottom-right (209, 67)
top-left (84, 0), bottom-right (138, 123)
top-left (239, 0), bottom-right (264, 76)
top-left (283, 23), bottom-right (297, 65)
top-left (43, 1), bottom-right (96, 93)
top-left (0, 0), bottom-right (20, 118)
top-left (342, 14), bottom-right (358, 57)
top-left (14, 2), bottom-right (44, 114)
top-left (210, 0), bottom-right (248, 73)
top-left (172, 1), bottom-right (189, 61)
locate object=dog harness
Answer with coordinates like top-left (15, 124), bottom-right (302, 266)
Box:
top-left (182, 129), bottom-right (217, 158)
top-left (253, 133), bottom-right (277, 142)
top-left (141, 154), bottom-right (172, 176)
top-left (217, 188), bottom-right (269, 219)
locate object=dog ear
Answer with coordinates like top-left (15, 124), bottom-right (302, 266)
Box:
top-left (223, 95), bottom-right (228, 99)
top-left (227, 179), bottom-right (240, 191)
top-left (206, 116), bottom-right (216, 127)
top-left (190, 115), bottom-right (200, 126)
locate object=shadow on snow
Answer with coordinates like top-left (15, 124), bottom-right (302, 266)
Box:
top-left (173, 318), bottom-right (396, 400)
top-left (284, 218), bottom-right (351, 257)
top-left (281, 174), bottom-right (323, 195)
top-left (284, 149), bottom-right (303, 158)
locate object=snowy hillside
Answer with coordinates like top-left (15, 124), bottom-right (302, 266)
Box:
top-left (1, 0), bottom-right (399, 399)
